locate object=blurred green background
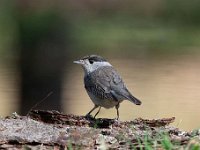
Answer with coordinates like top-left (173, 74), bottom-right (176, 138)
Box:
top-left (0, 0), bottom-right (200, 130)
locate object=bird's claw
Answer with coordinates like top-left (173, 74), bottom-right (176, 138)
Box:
top-left (115, 117), bottom-right (120, 121)
top-left (85, 114), bottom-right (94, 120)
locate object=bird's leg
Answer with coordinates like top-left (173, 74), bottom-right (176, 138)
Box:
top-left (115, 103), bottom-right (120, 120)
top-left (94, 106), bottom-right (101, 118)
top-left (86, 105), bottom-right (98, 117)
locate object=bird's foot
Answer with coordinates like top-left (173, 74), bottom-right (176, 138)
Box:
top-left (114, 117), bottom-right (120, 122)
top-left (85, 114), bottom-right (94, 120)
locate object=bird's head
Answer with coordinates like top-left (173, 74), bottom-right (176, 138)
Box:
top-left (74, 55), bottom-right (112, 74)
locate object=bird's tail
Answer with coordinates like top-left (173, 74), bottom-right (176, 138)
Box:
top-left (127, 94), bottom-right (142, 105)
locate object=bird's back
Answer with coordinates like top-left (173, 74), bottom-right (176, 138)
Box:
top-left (84, 66), bottom-right (141, 105)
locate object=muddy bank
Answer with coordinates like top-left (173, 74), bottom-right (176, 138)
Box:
top-left (0, 110), bottom-right (199, 149)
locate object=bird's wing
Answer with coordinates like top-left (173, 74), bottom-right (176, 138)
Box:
top-left (84, 66), bottom-right (126, 101)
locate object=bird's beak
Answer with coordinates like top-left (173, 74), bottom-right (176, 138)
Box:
top-left (73, 59), bottom-right (84, 65)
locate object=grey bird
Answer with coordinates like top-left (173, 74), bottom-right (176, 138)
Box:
top-left (74, 55), bottom-right (141, 119)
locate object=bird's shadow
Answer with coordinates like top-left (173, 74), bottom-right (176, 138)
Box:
top-left (85, 115), bottom-right (117, 128)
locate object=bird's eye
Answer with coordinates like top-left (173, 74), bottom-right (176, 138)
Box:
top-left (89, 60), bottom-right (94, 64)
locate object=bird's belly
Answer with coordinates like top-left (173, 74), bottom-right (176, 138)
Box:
top-left (87, 92), bottom-right (119, 109)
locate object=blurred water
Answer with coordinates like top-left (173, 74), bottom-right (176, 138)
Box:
top-left (63, 54), bottom-right (200, 131)
top-left (0, 54), bottom-right (200, 131)
top-left (0, 63), bottom-right (19, 116)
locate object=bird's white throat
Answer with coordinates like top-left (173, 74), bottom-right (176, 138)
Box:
top-left (84, 61), bottom-right (112, 74)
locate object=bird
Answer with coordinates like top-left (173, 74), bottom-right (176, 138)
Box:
top-left (73, 55), bottom-right (141, 119)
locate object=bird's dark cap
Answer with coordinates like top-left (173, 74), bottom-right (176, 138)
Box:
top-left (82, 55), bottom-right (107, 62)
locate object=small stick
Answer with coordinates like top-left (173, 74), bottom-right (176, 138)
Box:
top-left (27, 91), bottom-right (53, 116)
